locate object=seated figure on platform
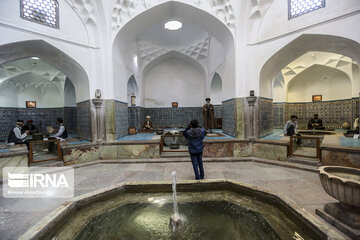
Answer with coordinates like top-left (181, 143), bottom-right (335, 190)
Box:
top-left (284, 115), bottom-right (299, 136)
top-left (7, 119), bottom-right (29, 149)
top-left (284, 115), bottom-right (301, 144)
top-left (307, 114), bottom-right (325, 130)
top-left (142, 116), bottom-right (154, 132)
top-left (22, 119), bottom-right (38, 135)
top-left (50, 118), bottom-right (68, 141)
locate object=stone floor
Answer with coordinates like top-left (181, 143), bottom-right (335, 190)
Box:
top-left (0, 159), bottom-right (348, 239)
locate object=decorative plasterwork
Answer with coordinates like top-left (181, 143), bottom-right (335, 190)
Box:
top-left (194, 0), bottom-right (235, 28)
top-left (112, 0), bottom-right (151, 29)
top-left (325, 56), bottom-right (352, 68)
top-left (247, 0), bottom-right (274, 43)
top-left (211, 0), bottom-right (235, 28)
top-left (112, 0), bottom-right (235, 30)
top-left (248, 0), bottom-right (273, 19)
top-left (66, 0), bottom-right (97, 26)
top-left (65, 0), bottom-right (99, 45)
top-left (138, 36), bottom-right (210, 63)
top-left (0, 60), bottom-right (66, 95)
top-left (280, 52), bottom-right (357, 90)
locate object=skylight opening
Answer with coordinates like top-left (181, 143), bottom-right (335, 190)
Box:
top-left (164, 20), bottom-right (182, 31)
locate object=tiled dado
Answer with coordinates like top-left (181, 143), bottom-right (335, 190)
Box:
top-left (77, 101), bottom-right (91, 140)
top-left (0, 107), bottom-right (77, 136)
top-left (222, 99), bottom-right (236, 137)
top-left (273, 98), bottom-right (359, 129)
top-left (258, 98), bottom-right (273, 137)
top-left (115, 101), bottom-right (128, 138)
top-left (128, 106), bottom-right (222, 129)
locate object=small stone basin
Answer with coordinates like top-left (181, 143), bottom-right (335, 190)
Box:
top-left (319, 166), bottom-right (360, 208)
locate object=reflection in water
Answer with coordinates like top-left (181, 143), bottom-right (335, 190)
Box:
top-left (75, 201), bottom-right (282, 240)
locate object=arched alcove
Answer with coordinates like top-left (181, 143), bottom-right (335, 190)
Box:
top-left (0, 40), bottom-right (90, 102)
top-left (0, 56), bottom-right (81, 137)
top-left (112, 1), bottom-right (235, 103)
top-left (260, 34), bottom-right (360, 98)
top-left (127, 75), bottom-right (139, 106)
top-left (286, 65), bottom-right (352, 102)
top-left (210, 73), bottom-right (222, 105)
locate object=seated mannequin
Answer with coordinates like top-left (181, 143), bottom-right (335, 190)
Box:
top-left (307, 114), bottom-right (325, 130)
top-left (141, 116), bottom-right (154, 132)
top-left (22, 119), bottom-right (38, 135)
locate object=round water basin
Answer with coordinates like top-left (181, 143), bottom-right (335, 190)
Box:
top-left (319, 166), bottom-right (360, 208)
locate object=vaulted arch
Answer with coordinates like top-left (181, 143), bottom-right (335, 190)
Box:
top-left (0, 40), bottom-right (90, 102)
top-left (260, 34), bottom-right (360, 98)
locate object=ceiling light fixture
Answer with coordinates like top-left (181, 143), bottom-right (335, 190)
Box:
top-left (164, 20), bottom-right (182, 31)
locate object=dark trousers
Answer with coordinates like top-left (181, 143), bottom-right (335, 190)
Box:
top-left (15, 140), bottom-right (29, 150)
top-left (190, 153), bottom-right (204, 180)
top-left (287, 125), bottom-right (301, 144)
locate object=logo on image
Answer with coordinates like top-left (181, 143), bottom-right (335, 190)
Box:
top-left (3, 167), bottom-right (74, 198)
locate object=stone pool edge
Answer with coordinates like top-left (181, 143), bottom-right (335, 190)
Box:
top-left (18, 179), bottom-right (346, 240)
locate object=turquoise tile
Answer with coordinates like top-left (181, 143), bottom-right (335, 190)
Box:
top-left (340, 136), bottom-right (360, 148)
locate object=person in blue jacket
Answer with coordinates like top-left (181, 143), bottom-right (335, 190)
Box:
top-left (183, 119), bottom-right (207, 180)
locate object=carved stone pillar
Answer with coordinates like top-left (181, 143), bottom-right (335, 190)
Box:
top-left (92, 98), bottom-right (103, 142)
top-left (91, 89), bottom-right (104, 142)
top-left (246, 90), bottom-right (257, 140)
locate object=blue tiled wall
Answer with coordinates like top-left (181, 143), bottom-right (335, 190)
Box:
top-left (77, 101), bottom-right (91, 140)
top-left (128, 106), bottom-right (145, 130)
top-left (273, 103), bottom-right (285, 128)
top-left (222, 99), bottom-right (236, 137)
top-left (144, 107), bottom-right (203, 128)
top-left (128, 106), bottom-right (222, 130)
top-left (115, 101), bottom-right (128, 138)
top-left (258, 97), bottom-right (273, 137)
top-left (0, 107), bottom-right (77, 137)
top-left (273, 98), bottom-right (359, 129)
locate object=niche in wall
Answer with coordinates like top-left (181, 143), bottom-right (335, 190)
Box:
top-left (127, 75), bottom-right (139, 106)
top-left (210, 72), bottom-right (222, 105)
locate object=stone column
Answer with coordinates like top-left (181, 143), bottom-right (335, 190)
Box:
top-left (92, 98), bottom-right (104, 142)
top-left (246, 90), bottom-right (257, 140)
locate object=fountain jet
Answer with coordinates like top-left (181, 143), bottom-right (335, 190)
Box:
top-left (170, 171), bottom-right (182, 231)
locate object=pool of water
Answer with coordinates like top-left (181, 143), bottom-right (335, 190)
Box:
top-left (75, 201), bottom-right (280, 240)
top-left (48, 191), bottom-right (322, 240)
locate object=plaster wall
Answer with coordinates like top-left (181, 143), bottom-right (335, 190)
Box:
top-left (254, 0), bottom-right (360, 44)
top-left (0, 0), bottom-right (89, 45)
top-left (144, 57), bottom-right (205, 107)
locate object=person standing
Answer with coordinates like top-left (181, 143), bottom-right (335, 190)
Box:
top-left (202, 98), bottom-right (215, 133)
top-left (7, 119), bottom-right (29, 149)
top-left (183, 119), bottom-right (207, 180)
